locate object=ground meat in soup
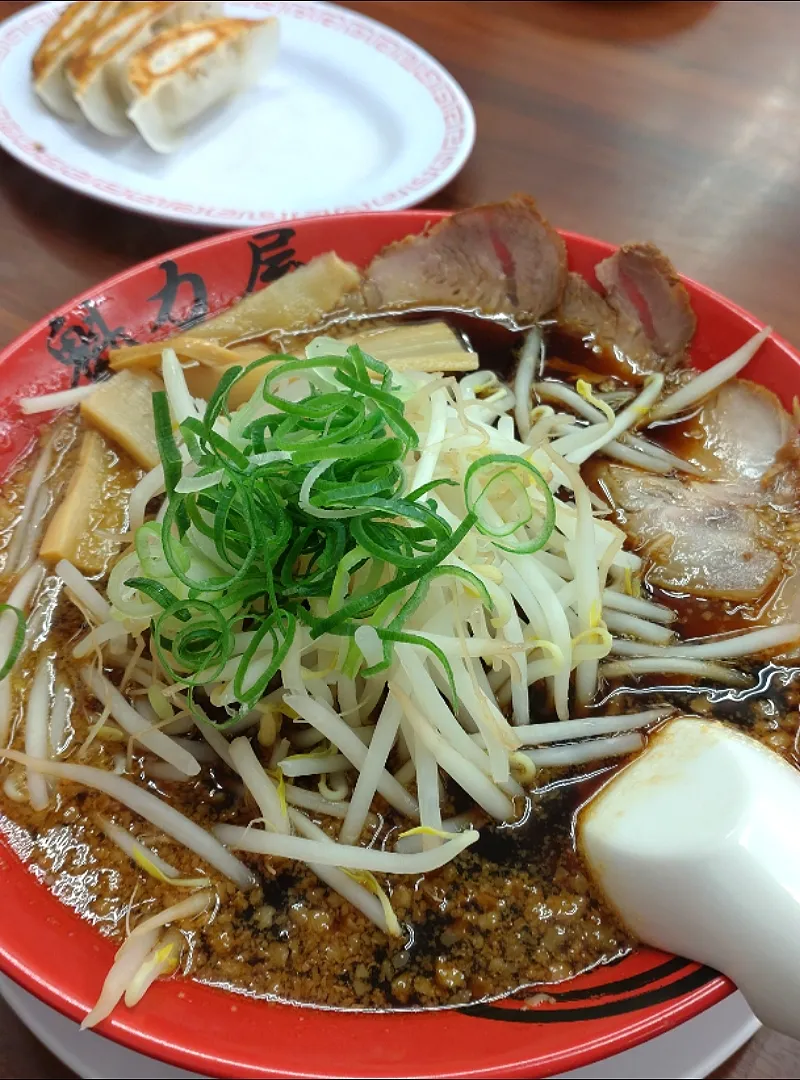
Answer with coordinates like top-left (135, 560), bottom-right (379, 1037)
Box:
top-left (3, 404), bottom-right (798, 1011)
top-left (0, 536), bottom-right (632, 1008)
top-left (2, 248), bottom-right (799, 1015)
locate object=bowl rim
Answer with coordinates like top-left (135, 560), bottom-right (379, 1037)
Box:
top-left (2, 207), bottom-right (790, 1077)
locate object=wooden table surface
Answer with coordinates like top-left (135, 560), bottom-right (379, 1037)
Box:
top-left (1, 0), bottom-right (800, 1076)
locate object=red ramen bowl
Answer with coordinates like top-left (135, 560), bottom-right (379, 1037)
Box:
top-left (0, 210), bottom-right (793, 1078)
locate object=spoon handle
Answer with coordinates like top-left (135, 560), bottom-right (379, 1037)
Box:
top-left (581, 717), bottom-right (800, 1039)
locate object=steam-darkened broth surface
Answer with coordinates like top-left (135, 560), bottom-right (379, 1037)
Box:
top-left (1, 198), bottom-right (798, 1023)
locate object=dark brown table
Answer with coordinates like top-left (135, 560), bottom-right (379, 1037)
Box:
top-left (1, 1), bottom-right (800, 1076)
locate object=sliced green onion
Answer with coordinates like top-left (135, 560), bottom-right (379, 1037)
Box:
top-left (0, 605), bottom-right (25, 681)
top-left (464, 453), bottom-right (555, 554)
top-left (124, 348), bottom-right (492, 716)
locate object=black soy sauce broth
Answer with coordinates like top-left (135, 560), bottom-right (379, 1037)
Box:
top-left (2, 318), bottom-right (797, 1013)
top-left (0, 332), bottom-right (635, 1014)
top-left (314, 311), bottom-right (800, 843)
top-left (538, 326), bottom-right (769, 639)
top-left (531, 326), bottom-right (800, 764)
top-left (200, 319), bottom-right (798, 1002)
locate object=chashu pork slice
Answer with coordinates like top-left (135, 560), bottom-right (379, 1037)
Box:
top-left (600, 466), bottom-right (782, 602)
top-left (692, 379), bottom-right (794, 489)
top-left (359, 196), bottom-right (568, 321)
top-left (555, 271), bottom-right (657, 372)
top-left (593, 242), bottom-right (696, 370)
top-left (553, 242), bottom-right (696, 375)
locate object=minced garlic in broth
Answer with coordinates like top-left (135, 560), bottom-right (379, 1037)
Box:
top-left (3, 397), bottom-right (800, 1009)
top-left (1, 764), bottom-right (634, 1008)
top-left (0, 426), bottom-right (637, 1008)
top-left (7, 417), bottom-right (800, 1009)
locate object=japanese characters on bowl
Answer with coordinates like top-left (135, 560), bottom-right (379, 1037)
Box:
top-left (32, 1), bottom-right (279, 154)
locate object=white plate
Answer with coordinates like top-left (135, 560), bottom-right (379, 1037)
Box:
top-left (0, 973), bottom-right (760, 1080)
top-left (0, 1), bottom-right (475, 228)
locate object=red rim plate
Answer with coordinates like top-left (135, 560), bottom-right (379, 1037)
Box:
top-left (0, 210), bottom-right (791, 1078)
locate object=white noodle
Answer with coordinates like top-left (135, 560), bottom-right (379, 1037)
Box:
top-left (602, 589), bottom-right (676, 624)
top-left (552, 506), bottom-right (641, 569)
top-left (96, 814), bottom-right (183, 881)
top-left (354, 625), bottom-right (383, 668)
top-left (409, 722), bottom-right (442, 848)
top-left (394, 758), bottom-right (415, 786)
top-left (397, 646), bottom-right (499, 776)
top-left (162, 348), bottom-right (201, 424)
top-left (623, 434), bottom-right (706, 476)
top-left (505, 553), bottom-right (572, 719)
top-left (72, 621), bottom-right (129, 659)
top-left (124, 928), bottom-right (183, 1007)
top-left (336, 676), bottom-right (359, 724)
top-left (601, 658), bottom-right (752, 686)
top-left (82, 926), bottom-right (160, 1030)
top-left (554, 452), bottom-right (602, 707)
top-left (610, 623), bottom-right (800, 660)
top-left (522, 732), bottom-right (643, 768)
top-left (288, 810), bottom-right (394, 933)
top-left (1, 751), bottom-right (254, 887)
top-left (4, 442), bottom-right (53, 576)
top-left (145, 762), bottom-right (190, 782)
top-left (280, 753), bottom-right (351, 777)
top-left (412, 386), bottom-right (449, 489)
top-left (534, 381), bottom-right (603, 423)
top-left (450, 661), bottom-right (521, 787)
top-left (0, 561), bottom-right (45, 744)
top-left (603, 609), bottom-right (676, 645)
top-left (513, 329), bottom-right (542, 439)
top-left (20, 384), bottom-right (99, 415)
top-left (81, 668), bottom-right (200, 776)
top-left (268, 736), bottom-right (290, 769)
top-left (350, 723), bottom-right (377, 745)
top-left (555, 376), bottom-right (664, 465)
top-left (3, 769), bottom-right (27, 802)
top-left (513, 708), bottom-right (672, 745)
top-left (319, 772), bottom-right (349, 801)
top-left (128, 466), bottom-right (165, 531)
top-left (24, 656), bottom-right (51, 812)
top-left (533, 381), bottom-right (697, 472)
top-left (284, 694), bottom-right (419, 818)
top-left (229, 737), bottom-right (290, 833)
top-left (14, 487), bottom-right (51, 575)
top-left (391, 684), bottom-right (513, 821)
top-left (160, 714), bottom-right (195, 736)
top-left (283, 783), bottom-right (350, 819)
top-left (170, 736), bottom-right (217, 764)
top-left (215, 821), bottom-right (479, 873)
top-left (128, 890), bottom-right (213, 943)
top-left (318, 772), bottom-right (348, 804)
top-left (194, 721), bottom-right (235, 769)
top-left (49, 678), bottom-right (73, 756)
top-left (55, 560), bottom-right (112, 623)
top-left (602, 440), bottom-right (671, 474)
top-left (340, 695), bottom-right (402, 846)
top-left (651, 327), bottom-right (771, 421)
top-left (393, 814), bottom-right (476, 853)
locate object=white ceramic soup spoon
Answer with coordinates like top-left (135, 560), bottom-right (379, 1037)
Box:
top-left (580, 715), bottom-right (800, 1039)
